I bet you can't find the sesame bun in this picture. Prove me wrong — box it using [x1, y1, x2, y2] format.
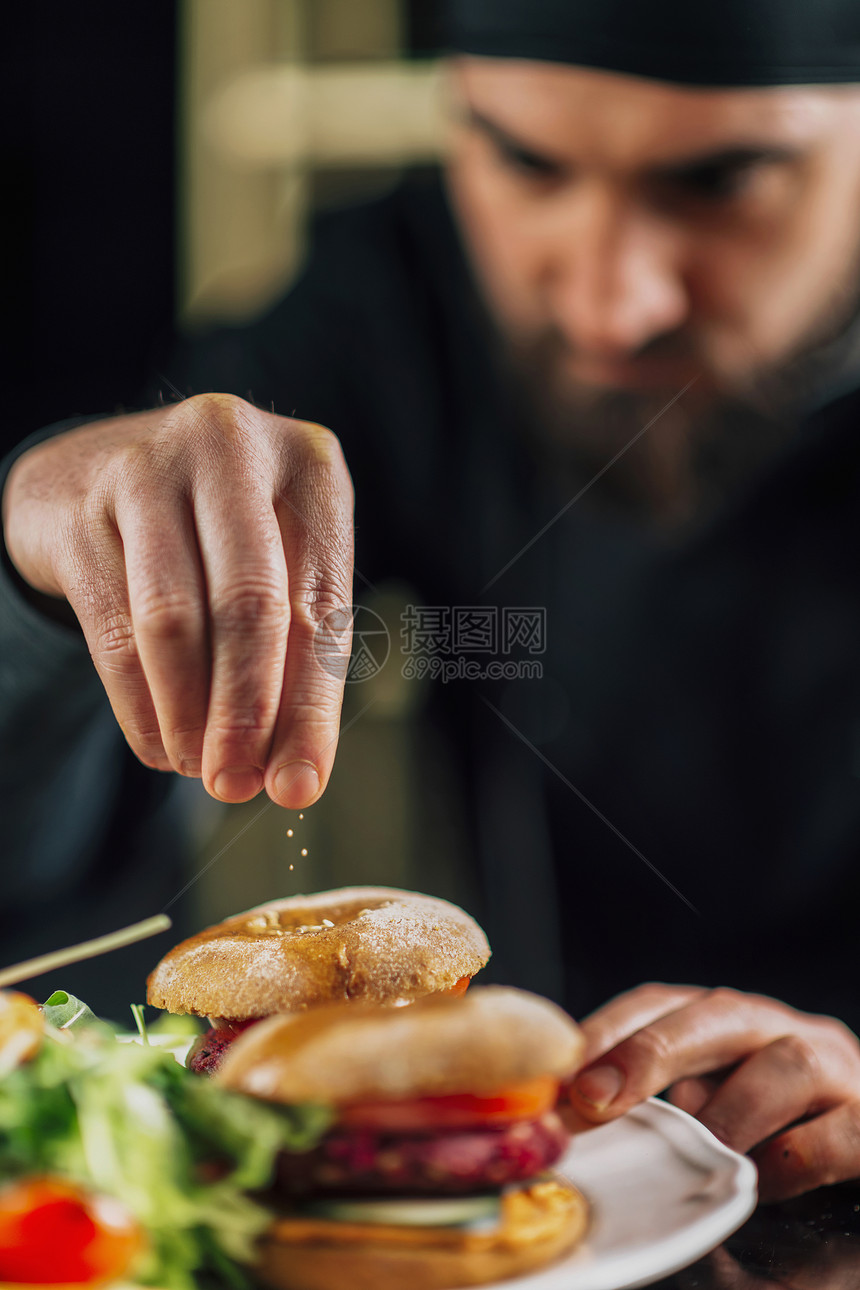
[257, 1177, 589, 1290]
[216, 986, 585, 1103]
[146, 887, 490, 1019]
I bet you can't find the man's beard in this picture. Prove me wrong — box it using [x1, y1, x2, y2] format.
[502, 287, 860, 528]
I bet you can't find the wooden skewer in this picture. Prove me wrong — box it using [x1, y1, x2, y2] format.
[0, 914, 172, 990]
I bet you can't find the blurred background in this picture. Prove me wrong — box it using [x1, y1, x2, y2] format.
[5, 0, 445, 434]
[5, 0, 479, 935]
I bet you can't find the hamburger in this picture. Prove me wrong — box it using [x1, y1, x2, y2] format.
[147, 887, 491, 1074]
[217, 985, 588, 1290]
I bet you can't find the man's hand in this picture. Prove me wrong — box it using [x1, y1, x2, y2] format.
[561, 984, 860, 1202]
[2, 394, 354, 808]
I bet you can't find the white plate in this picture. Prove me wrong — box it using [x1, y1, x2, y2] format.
[475, 1098, 758, 1290]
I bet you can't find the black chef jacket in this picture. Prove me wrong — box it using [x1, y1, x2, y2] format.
[3, 171, 860, 1025]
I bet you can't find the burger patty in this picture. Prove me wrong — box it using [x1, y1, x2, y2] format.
[187, 1021, 262, 1074]
[186, 1028, 236, 1074]
[275, 1112, 568, 1195]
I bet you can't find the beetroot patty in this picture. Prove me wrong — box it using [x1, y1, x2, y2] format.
[187, 1028, 237, 1074]
[187, 1020, 261, 1074]
[275, 1111, 568, 1195]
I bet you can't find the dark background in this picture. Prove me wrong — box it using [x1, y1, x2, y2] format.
[2, 4, 177, 451]
[1, 2, 442, 456]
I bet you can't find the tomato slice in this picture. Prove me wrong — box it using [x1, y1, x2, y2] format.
[440, 976, 471, 998]
[0, 1178, 143, 1284]
[337, 1075, 559, 1133]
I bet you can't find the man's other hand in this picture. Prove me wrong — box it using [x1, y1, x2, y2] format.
[2, 394, 355, 808]
[561, 983, 860, 1202]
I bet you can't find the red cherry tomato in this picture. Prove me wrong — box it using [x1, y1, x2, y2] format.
[337, 1074, 560, 1133]
[0, 1178, 143, 1284]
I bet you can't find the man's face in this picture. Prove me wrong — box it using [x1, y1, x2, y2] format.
[446, 59, 860, 407]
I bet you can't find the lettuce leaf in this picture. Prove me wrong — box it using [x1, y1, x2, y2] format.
[128, 1003, 202, 1045]
[42, 990, 101, 1031]
[0, 1003, 332, 1289]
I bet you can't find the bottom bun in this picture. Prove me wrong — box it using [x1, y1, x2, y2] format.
[256, 1176, 589, 1290]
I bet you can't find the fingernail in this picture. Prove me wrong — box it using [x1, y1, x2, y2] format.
[572, 1065, 625, 1111]
[213, 766, 263, 801]
[180, 757, 202, 777]
[274, 760, 320, 807]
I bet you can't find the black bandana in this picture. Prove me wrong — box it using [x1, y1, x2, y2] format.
[445, 0, 860, 87]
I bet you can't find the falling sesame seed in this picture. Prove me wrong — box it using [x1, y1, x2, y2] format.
[301, 848, 308, 857]
[289, 864, 294, 870]
[287, 829, 293, 837]
[298, 813, 304, 819]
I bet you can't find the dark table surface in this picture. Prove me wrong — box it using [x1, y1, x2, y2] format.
[652, 1185, 860, 1289]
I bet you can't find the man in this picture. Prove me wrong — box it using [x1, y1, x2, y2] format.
[4, 0, 860, 1200]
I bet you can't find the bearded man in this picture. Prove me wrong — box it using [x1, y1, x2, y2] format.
[4, 0, 860, 1199]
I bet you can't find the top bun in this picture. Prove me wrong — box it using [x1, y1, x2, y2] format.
[146, 887, 490, 1019]
[216, 986, 585, 1103]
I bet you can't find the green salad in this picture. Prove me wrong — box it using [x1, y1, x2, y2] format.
[0, 993, 331, 1289]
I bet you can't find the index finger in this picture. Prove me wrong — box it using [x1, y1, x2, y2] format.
[264, 423, 355, 809]
[578, 983, 706, 1064]
[569, 987, 804, 1122]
